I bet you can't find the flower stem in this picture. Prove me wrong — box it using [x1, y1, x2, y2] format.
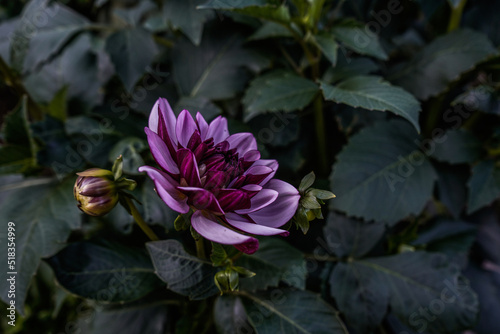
[447, 0, 467, 32]
[313, 95, 329, 176]
[124, 196, 159, 241]
[196, 237, 207, 260]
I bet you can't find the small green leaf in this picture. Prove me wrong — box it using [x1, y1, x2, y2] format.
[46, 87, 68, 122]
[210, 242, 228, 267]
[299, 171, 315, 192]
[332, 20, 388, 60]
[312, 33, 338, 66]
[467, 160, 500, 213]
[234, 5, 291, 24]
[109, 137, 147, 175]
[248, 21, 293, 40]
[243, 70, 319, 121]
[308, 188, 335, 200]
[146, 239, 219, 300]
[320, 76, 421, 132]
[47, 240, 162, 302]
[301, 194, 321, 209]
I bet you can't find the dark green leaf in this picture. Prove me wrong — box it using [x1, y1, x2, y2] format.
[321, 76, 421, 132]
[330, 119, 437, 225]
[322, 57, 378, 84]
[248, 21, 293, 40]
[106, 28, 159, 92]
[146, 239, 219, 299]
[436, 165, 468, 218]
[312, 33, 338, 66]
[214, 295, 253, 334]
[390, 29, 497, 100]
[172, 25, 269, 100]
[332, 21, 388, 60]
[330, 252, 479, 334]
[0, 97, 37, 175]
[233, 5, 291, 24]
[467, 160, 500, 213]
[109, 137, 147, 175]
[464, 264, 500, 334]
[114, 0, 156, 26]
[24, 33, 109, 109]
[241, 289, 348, 334]
[237, 238, 306, 291]
[243, 70, 318, 121]
[11, 0, 89, 73]
[431, 129, 482, 164]
[330, 261, 389, 333]
[46, 87, 68, 121]
[163, 0, 214, 45]
[198, 0, 274, 9]
[411, 220, 476, 263]
[81, 299, 171, 334]
[324, 212, 385, 258]
[47, 240, 161, 302]
[0, 177, 81, 314]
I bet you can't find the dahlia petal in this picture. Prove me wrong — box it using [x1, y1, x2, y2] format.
[177, 186, 224, 214]
[206, 116, 229, 144]
[248, 179, 300, 228]
[138, 166, 189, 213]
[176, 110, 198, 148]
[249, 159, 279, 185]
[177, 149, 201, 187]
[216, 189, 251, 211]
[226, 133, 257, 156]
[191, 211, 258, 254]
[196, 112, 209, 140]
[235, 189, 278, 214]
[243, 165, 274, 186]
[148, 98, 177, 147]
[145, 127, 179, 174]
[204, 170, 230, 190]
[243, 150, 261, 163]
[225, 213, 289, 237]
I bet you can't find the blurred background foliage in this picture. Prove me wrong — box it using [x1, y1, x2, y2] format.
[1, 0, 500, 333]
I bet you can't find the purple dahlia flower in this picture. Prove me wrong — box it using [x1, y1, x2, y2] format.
[139, 98, 300, 254]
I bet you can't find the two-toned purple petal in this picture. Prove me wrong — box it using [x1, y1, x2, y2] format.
[177, 186, 224, 214]
[144, 128, 179, 175]
[248, 159, 278, 186]
[206, 116, 229, 144]
[235, 188, 278, 214]
[248, 179, 300, 228]
[138, 166, 189, 213]
[191, 211, 259, 254]
[226, 133, 257, 156]
[225, 213, 289, 237]
[148, 98, 177, 149]
[177, 149, 201, 187]
[176, 110, 198, 148]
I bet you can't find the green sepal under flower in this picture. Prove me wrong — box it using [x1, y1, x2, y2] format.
[293, 171, 335, 234]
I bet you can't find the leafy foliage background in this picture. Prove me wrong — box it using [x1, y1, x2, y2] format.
[0, 0, 499, 333]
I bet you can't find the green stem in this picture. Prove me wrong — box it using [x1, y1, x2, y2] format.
[447, 0, 467, 32]
[125, 196, 159, 241]
[313, 95, 329, 176]
[196, 237, 207, 260]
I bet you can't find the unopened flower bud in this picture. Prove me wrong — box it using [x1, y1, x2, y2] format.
[74, 168, 119, 216]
